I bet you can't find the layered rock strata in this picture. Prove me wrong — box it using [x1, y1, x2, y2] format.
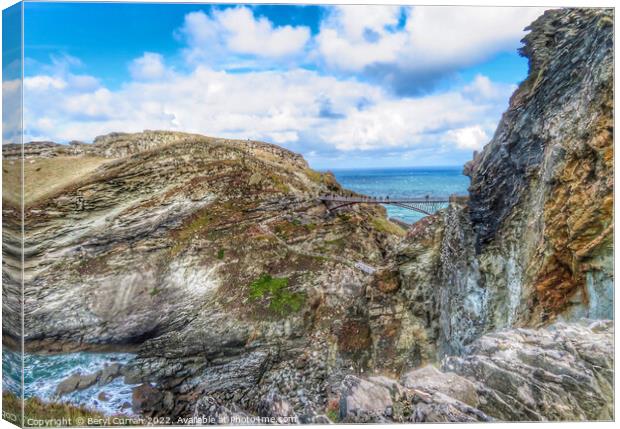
[387, 8, 614, 362]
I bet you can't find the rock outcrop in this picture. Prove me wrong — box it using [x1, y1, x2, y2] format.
[393, 7, 613, 360]
[55, 363, 123, 396]
[3, 130, 406, 420]
[467, 8, 613, 325]
[338, 320, 613, 422]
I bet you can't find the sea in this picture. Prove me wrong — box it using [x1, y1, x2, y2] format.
[2, 348, 137, 416]
[331, 166, 470, 224]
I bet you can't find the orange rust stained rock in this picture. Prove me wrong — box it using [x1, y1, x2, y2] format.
[338, 320, 372, 353]
[373, 269, 400, 294]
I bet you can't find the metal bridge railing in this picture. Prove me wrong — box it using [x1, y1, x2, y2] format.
[318, 193, 469, 215]
[319, 195, 451, 204]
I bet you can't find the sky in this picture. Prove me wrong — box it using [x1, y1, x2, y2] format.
[9, 2, 548, 168]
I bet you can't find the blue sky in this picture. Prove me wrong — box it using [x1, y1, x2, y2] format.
[15, 2, 547, 168]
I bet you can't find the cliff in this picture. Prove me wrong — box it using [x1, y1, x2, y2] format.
[3, 129, 410, 352]
[391, 8, 613, 359]
[467, 8, 613, 323]
[3, 129, 412, 421]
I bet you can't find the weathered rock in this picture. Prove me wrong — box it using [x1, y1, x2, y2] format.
[339, 375, 393, 422]
[99, 363, 122, 385]
[193, 396, 251, 425]
[336, 361, 491, 423]
[401, 365, 479, 408]
[465, 8, 614, 326]
[443, 320, 614, 421]
[132, 383, 164, 415]
[7, 129, 397, 353]
[373, 269, 400, 293]
[394, 8, 614, 360]
[55, 362, 124, 397]
[4, 124, 404, 420]
[55, 370, 100, 396]
[340, 321, 612, 422]
[256, 389, 298, 424]
[409, 391, 491, 423]
[55, 374, 82, 396]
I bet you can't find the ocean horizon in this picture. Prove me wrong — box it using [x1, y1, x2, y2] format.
[329, 166, 470, 224]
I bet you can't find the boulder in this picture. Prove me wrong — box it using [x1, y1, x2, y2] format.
[410, 391, 491, 423]
[339, 375, 393, 422]
[337, 320, 613, 423]
[401, 365, 479, 408]
[193, 396, 250, 425]
[256, 389, 298, 424]
[132, 383, 164, 414]
[55, 370, 101, 396]
[99, 363, 122, 385]
[443, 320, 614, 421]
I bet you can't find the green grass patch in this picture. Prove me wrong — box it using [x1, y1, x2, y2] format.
[326, 409, 340, 422]
[249, 274, 304, 316]
[217, 248, 225, 259]
[168, 210, 214, 257]
[181, 212, 212, 239]
[325, 237, 346, 248]
[273, 219, 312, 240]
[305, 169, 339, 188]
[371, 217, 406, 236]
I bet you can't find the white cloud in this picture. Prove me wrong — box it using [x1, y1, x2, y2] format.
[462, 73, 518, 105]
[322, 92, 489, 151]
[19, 5, 540, 163]
[2, 79, 22, 143]
[67, 74, 101, 91]
[446, 125, 489, 150]
[464, 74, 500, 100]
[219, 8, 310, 57]
[23, 63, 509, 159]
[129, 52, 166, 80]
[402, 6, 546, 71]
[178, 7, 310, 64]
[24, 75, 67, 91]
[316, 6, 408, 70]
[24, 66, 377, 143]
[316, 5, 546, 92]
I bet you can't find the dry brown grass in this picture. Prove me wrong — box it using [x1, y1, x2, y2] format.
[2, 392, 116, 426]
[2, 156, 110, 207]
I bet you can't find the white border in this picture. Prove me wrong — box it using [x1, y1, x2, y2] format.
[0, 1, 617, 429]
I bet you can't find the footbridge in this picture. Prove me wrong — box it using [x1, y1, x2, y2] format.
[319, 194, 467, 216]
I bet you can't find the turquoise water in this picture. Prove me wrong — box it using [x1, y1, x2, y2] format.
[2, 348, 137, 415]
[331, 167, 470, 223]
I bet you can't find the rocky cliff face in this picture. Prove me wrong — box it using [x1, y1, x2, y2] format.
[468, 8, 613, 325]
[3, 131, 403, 351]
[393, 8, 613, 358]
[3, 129, 411, 421]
